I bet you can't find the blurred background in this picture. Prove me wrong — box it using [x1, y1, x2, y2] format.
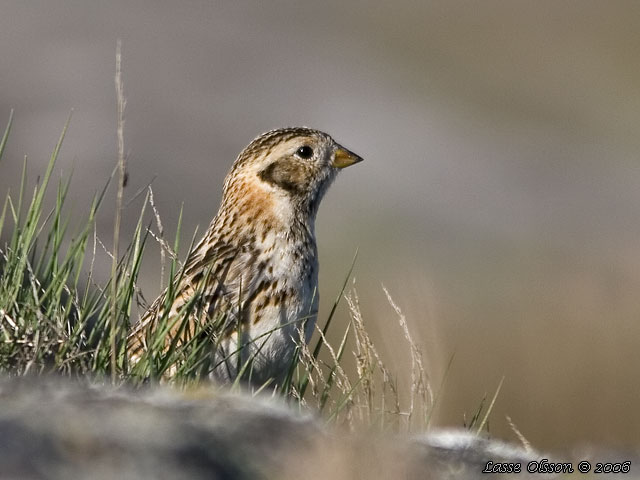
[2, 1, 640, 451]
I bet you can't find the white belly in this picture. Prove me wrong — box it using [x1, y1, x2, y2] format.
[210, 232, 319, 386]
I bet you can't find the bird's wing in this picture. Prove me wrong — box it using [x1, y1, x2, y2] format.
[126, 236, 262, 359]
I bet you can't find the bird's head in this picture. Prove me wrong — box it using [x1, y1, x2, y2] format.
[221, 127, 362, 223]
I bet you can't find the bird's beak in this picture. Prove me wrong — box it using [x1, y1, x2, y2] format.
[332, 146, 363, 169]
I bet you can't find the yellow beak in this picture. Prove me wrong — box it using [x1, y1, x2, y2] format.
[332, 146, 363, 169]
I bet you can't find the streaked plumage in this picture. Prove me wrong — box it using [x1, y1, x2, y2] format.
[128, 127, 362, 385]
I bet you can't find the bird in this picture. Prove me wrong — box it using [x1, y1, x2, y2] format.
[127, 127, 362, 386]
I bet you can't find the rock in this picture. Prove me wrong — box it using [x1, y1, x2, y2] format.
[1, 377, 629, 479]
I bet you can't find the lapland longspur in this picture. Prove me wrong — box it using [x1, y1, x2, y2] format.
[127, 127, 362, 385]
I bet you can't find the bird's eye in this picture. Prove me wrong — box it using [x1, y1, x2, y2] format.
[296, 145, 314, 159]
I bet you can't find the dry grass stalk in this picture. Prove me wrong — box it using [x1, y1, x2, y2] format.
[110, 40, 127, 382]
[382, 285, 432, 430]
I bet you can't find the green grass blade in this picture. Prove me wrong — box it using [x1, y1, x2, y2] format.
[424, 352, 455, 428]
[0, 109, 14, 163]
[312, 248, 358, 361]
[475, 376, 505, 435]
